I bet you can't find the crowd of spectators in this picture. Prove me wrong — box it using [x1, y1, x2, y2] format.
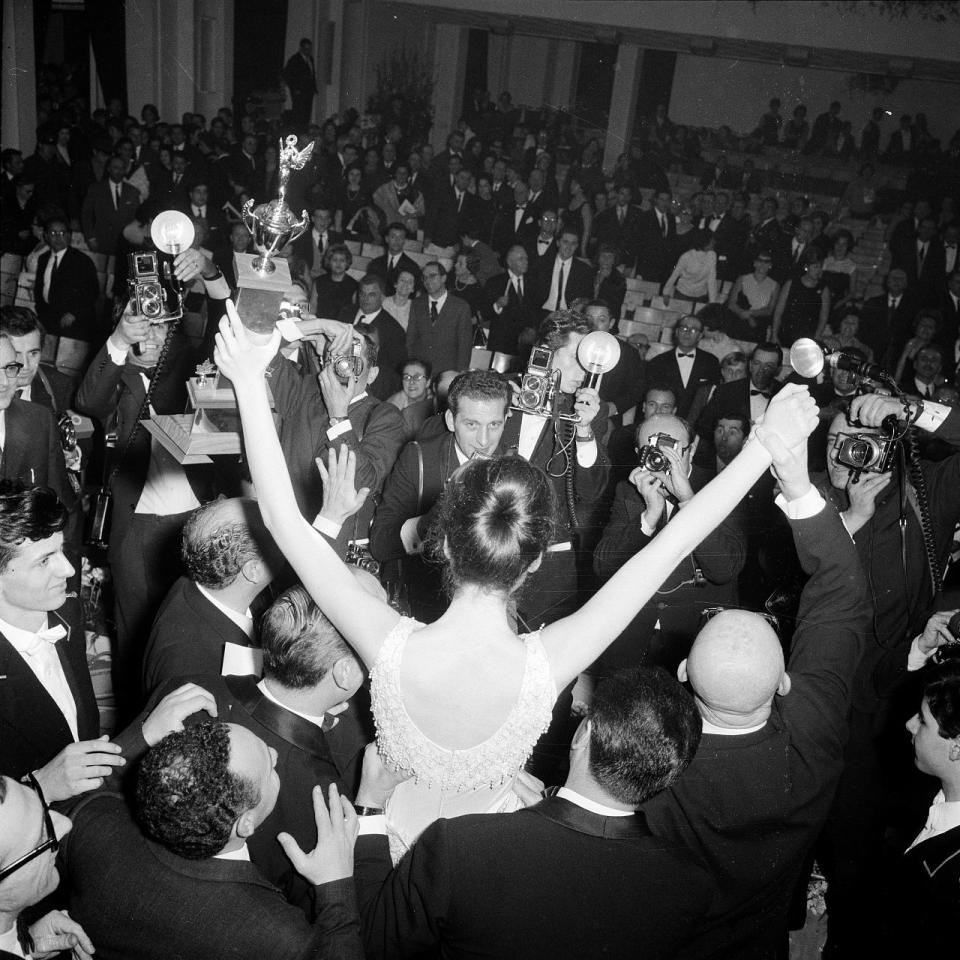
[1, 50, 960, 960]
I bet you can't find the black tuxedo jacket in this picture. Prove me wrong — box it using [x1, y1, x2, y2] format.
[481, 272, 540, 355]
[593, 204, 644, 258]
[282, 52, 316, 97]
[335, 305, 407, 399]
[141, 577, 257, 696]
[635, 208, 677, 283]
[61, 790, 363, 960]
[490, 202, 539, 257]
[145, 672, 371, 910]
[858, 291, 922, 367]
[645, 347, 721, 420]
[891, 236, 947, 291]
[0, 600, 99, 780]
[365, 251, 422, 296]
[80, 179, 140, 254]
[27, 363, 77, 414]
[712, 214, 751, 281]
[34, 247, 100, 338]
[531, 252, 593, 310]
[355, 795, 717, 960]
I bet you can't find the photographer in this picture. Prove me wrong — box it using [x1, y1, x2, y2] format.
[593, 413, 746, 676]
[815, 390, 959, 955]
[76, 247, 232, 723]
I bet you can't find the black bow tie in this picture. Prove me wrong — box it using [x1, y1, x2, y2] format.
[750, 389, 769, 397]
[677, 351, 695, 358]
[515, 203, 526, 209]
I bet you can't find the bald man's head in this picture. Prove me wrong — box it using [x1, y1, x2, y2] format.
[681, 611, 788, 724]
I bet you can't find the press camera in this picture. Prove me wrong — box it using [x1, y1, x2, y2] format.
[510, 345, 579, 422]
[127, 251, 185, 323]
[637, 432, 679, 474]
[322, 337, 364, 385]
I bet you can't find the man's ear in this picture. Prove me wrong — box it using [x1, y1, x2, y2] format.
[677, 659, 689, 684]
[777, 672, 791, 697]
[235, 808, 257, 840]
[570, 718, 591, 752]
[445, 409, 455, 433]
[366, 364, 379, 386]
[332, 656, 363, 692]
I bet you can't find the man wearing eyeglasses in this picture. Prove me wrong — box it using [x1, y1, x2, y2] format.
[645, 313, 720, 420]
[32, 215, 99, 343]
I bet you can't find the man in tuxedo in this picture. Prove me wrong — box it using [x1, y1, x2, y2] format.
[182, 182, 226, 249]
[900, 343, 944, 399]
[142, 497, 283, 697]
[370, 370, 512, 622]
[80, 155, 140, 256]
[0, 307, 76, 413]
[76, 256, 232, 722]
[635, 189, 677, 284]
[282, 38, 317, 127]
[427, 168, 474, 251]
[642, 428, 872, 957]
[59, 720, 364, 959]
[430, 131, 466, 181]
[291, 205, 344, 282]
[892, 216, 946, 303]
[353, 667, 716, 960]
[941, 223, 959, 280]
[645, 313, 720, 420]
[482, 245, 540, 356]
[372, 165, 426, 240]
[773, 216, 814, 284]
[406, 262, 473, 374]
[491, 180, 539, 257]
[142, 582, 371, 911]
[748, 197, 781, 262]
[30, 216, 100, 343]
[938, 269, 960, 379]
[365, 223, 421, 297]
[593, 185, 643, 270]
[593, 413, 745, 675]
[858, 268, 921, 368]
[526, 209, 559, 269]
[533, 228, 592, 317]
[713, 193, 752, 282]
[693, 342, 782, 466]
[336, 275, 407, 399]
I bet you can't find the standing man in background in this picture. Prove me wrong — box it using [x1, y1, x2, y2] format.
[283, 38, 318, 128]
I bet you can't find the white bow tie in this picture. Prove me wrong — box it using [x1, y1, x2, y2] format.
[22, 623, 67, 657]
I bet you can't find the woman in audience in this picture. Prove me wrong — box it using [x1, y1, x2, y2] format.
[663, 229, 717, 304]
[562, 177, 593, 258]
[340, 164, 373, 240]
[841, 163, 880, 220]
[591, 244, 626, 320]
[450, 251, 485, 318]
[725, 251, 780, 342]
[822, 312, 874, 364]
[313, 243, 358, 319]
[822, 229, 858, 317]
[382, 268, 416, 333]
[387, 357, 434, 441]
[216, 305, 817, 860]
[720, 350, 749, 382]
[772, 249, 831, 347]
[894, 310, 941, 384]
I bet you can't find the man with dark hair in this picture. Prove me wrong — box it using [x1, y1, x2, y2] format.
[635, 189, 677, 283]
[336, 274, 407, 399]
[282, 39, 317, 127]
[373, 175, 426, 252]
[365, 223, 421, 296]
[646, 312, 721, 420]
[371, 369, 512, 621]
[582, 299, 646, 423]
[0, 306, 76, 413]
[592, 185, 643, 270]
[142, 497, 283, 696]
[532, 228, 592, 317]
[406, 261, 473, 374]
[858, 267, 921, 367]
[58, 719, 364, 959]
[482, 244, 540, 357]
[353, 666, 716, 958]
[80, 155, 140, 255]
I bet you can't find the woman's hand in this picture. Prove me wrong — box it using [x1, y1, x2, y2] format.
[213, 300, 282, 386]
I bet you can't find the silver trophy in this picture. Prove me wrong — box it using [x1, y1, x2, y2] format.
[241, 135, 314, 274]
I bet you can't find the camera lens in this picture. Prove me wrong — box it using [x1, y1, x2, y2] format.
[847, 439, 873, 467]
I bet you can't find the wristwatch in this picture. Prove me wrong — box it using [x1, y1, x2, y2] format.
[329, 416, 347, 427]
[355, 806, 384, 817]
[201, 266, 223, 282]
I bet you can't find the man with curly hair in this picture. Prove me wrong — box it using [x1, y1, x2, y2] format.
[142, 497, 283, 698]
[58, 719, 363, 959]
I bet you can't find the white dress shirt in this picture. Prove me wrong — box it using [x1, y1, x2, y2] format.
[542, 256, 572, 311]
[674, 347, 696, 388]
[907, 790, 960, 852]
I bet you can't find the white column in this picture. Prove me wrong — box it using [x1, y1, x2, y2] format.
[2, 0, 36, 152]
[321, 0, 345, 121]
[431, 23, 469, 150]
[195, 0, 233, 120]
[604, 44, 642, 170]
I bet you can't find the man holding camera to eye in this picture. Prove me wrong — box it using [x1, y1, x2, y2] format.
[76, 249, 232, 723]
[814, 390, 960, 956]
[593, 412, 746, 677]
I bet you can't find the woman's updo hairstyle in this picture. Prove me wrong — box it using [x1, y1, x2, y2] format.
[429, 455, 555, 594]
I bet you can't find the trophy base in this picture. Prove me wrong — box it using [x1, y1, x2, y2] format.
[234, 252, 291, 334]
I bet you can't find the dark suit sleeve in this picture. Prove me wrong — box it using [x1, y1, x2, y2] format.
[266, 352, 316, 420]
[405, 302, 425, 360]
[356, 826, 450, 960]
[75, 251, 101, 328]
[594, 482, 653, 581]
[321, 402, 405, 497]
[368, 442, 421, 562]
[692, 516, 746, 585]
[782, 499, 871, 768]
[454, 299, 473, 370]
[75, 342, 127, 422]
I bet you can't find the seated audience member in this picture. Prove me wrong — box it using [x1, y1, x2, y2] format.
[371, 370, 512, 622]
[313, 244, 358, 320]
[593, 413, 745, 675]
[406, 261, 473, 374]
[59, 721, 364, 960]
[533, 229, 593, 317]
[663, 230, 718, 304]
[890, 655, 960, 951]
[31, 214, 100, 344]
[353, 669, 717, 960]
[582, 300, 645, 424]
[893, 310, 941, 386]
[858, 268, 920, 368]
[815, 393, 960, 953]
[366, 223, 422, 297]
[592, 186, 642, 271]
[642, 424, 871, 956]
[459, 226, 503, 285]
[291, 207, 342, 281]
[335, 274, 407, 400]
[696, 303, 741, 363]
[0, 483, 126, 799]
[143, 583, 372, 909]
[0, 306, 76, 412]
[822, 312, 874, 365]
[482, 245, 540, 357]
[142, 497, 283, 697]
[266, 324, 404, 540]
[899, 342, 945, 399]
[645, 312, 720, 419]
[382, 269, 417, 333]
[590, 243, 626, 320]
[372, 169, 426, 242]
[448, 250, 486, 319]
[387, 358, 434, 441]
[76, 251, 232, 722]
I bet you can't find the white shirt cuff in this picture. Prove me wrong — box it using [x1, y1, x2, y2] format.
[640, 516, 657, 537]
[106, 336, 129, 366]
[907, 635, 936, 672]
[916, 401, 950, 434]
[356, 815, 387, 836]
[774, 486, 824, 519]
[311, 514, 342, 539]
[203, 274, 231, 299]
[326, 419, 353, 441]
[575, 439, 598, 468]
